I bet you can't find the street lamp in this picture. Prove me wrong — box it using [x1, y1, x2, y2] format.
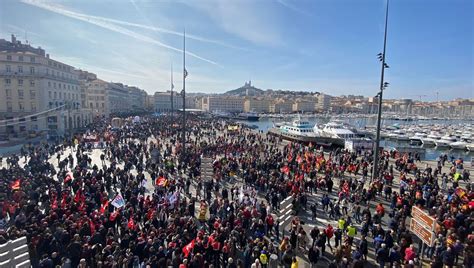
[371, 0, 390, 183]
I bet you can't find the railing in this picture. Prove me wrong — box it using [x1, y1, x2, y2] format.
[0, 236, 31, 267]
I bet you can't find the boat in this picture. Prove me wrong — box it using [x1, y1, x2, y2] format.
[323, 122, 357, 140]
[467, 144, 474, 151]
[409, 135, 423, 145]
[212, 111, 232, 119]
[237, 112, 260, 121]
[268, 117, 340, 147]
[435, 139, 451, 148]
[450, 141, 468, 150]
[421, 137, 436, 146]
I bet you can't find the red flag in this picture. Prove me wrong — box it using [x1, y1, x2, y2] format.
[51, 196, 58, 210]
[296, 155, 302, 164]
[64, 173, 73, 183]
[287, 152, 293, 162]
[146, 209, 155, 220]
[128, 217, 136, 230]
[182, 239, 195, 257]
[100, 200, 109, 214]
[89, 219, 96, 234]
[155, 177, 167, 187]
[11, 179, 20, 190]
[61, 193, 68, 209]
[109, 210, 119, 221]
[74, 189, 83, 203]
[280, 166, 290, 174]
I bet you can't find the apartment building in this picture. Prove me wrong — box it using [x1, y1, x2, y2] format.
[269, 99, 293, 113]
[316, 94, 331, 111]
[84, 79, 108, 118]
[201, 96, 244, 112]
[292, 100, 315, 113]
[154, 91, 183, 112]
[243, 98, 270, 113]
[0, 35, 86, 137]
[106, 83, 130, 116]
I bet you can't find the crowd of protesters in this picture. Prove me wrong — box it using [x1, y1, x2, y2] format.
[0, 114, 473, 268]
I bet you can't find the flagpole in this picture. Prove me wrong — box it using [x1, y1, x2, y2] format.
[170, 63, 174, 118]
[181, 29, 186, 161]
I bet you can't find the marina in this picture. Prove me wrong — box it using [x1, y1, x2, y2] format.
[235, 115, 474, 161]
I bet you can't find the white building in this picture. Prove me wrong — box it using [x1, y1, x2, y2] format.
[316, 94, 331, 111]
[0, 35, 88, 137]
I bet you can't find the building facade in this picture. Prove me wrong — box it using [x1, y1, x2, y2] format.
[154, 91, 183, 112]
[292, 100, 315, 113]
[201, 96, 244, 112]
[269, 99, 293, 113]
[316, 94, 331, 111]
[106, 83, 130, 116]
[243, 98, 270, 113]
[0, 35, 87, 137]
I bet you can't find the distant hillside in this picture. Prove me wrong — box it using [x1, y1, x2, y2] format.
[224, 81, 264, 96]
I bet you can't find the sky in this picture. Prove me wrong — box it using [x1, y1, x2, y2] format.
[0, 0, 472, 100]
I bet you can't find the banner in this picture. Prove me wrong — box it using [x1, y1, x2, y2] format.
[156, 177, 167, 187]
[111, 194, 125, 208]
[182, 239, 195, 257]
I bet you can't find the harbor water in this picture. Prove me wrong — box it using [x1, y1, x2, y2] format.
[237, 116, 474, 161]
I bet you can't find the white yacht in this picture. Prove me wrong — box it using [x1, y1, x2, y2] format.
[280, 118, 318, 138]
[450, 141, 468, 150]
[435, 135, 457, 148]
[323, 122, 356, 140]
[467, 144, 474, 151]
[421, 137, 436, 146]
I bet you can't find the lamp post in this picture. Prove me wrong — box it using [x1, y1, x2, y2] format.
[371, 0, 390, 182]
[181, 29, 187, 161]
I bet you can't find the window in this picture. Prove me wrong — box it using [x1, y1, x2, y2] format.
[49, 91, 52, 98]
[7, 55, 12, 61]
[18, 79, 23, 86]
[19, 55, 23, 61]
[5, 78, 11, 85]
[19, 102, 24, 111]
[6, 65, 11, 72]
[18, 89, 24, 99]
[54, 92, 57, 99]
[31, 102, 36, 112]
[6, 102, 12, 112]
[30, 56, 35, 63]
[30, 67, 35, 74]
[6, 89, 11, 98]
[46, 69, 49, 75]
[19, 126, 26, 132]
[48, 81, 51, 87]
[29, 80, 35, 87]
[18, 66, 23, 73]
[59, 92, 62, 98]
[31, 116, 37, 121]
[53, 82, 56, 89]
[30, 90, 36, 99]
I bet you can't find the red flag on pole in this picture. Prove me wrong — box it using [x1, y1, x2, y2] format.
[109, 210, 119, 221]
[51, 196, 58, 210]
[128, 217, 136, 230]
[89, 219, 96, 234]
[100, 200, 109, 214]
[182, 239, 195, 257]
[280, 166, 290, 174]
[61, 193, 68, 209]
[11, 179, 20, 190]
[155, 177, 167, 187]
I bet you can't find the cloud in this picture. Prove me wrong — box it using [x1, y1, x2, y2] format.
[20, 0, 218, 65]
[185, 0, 282, 46]
[276, 0, 312, 16]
